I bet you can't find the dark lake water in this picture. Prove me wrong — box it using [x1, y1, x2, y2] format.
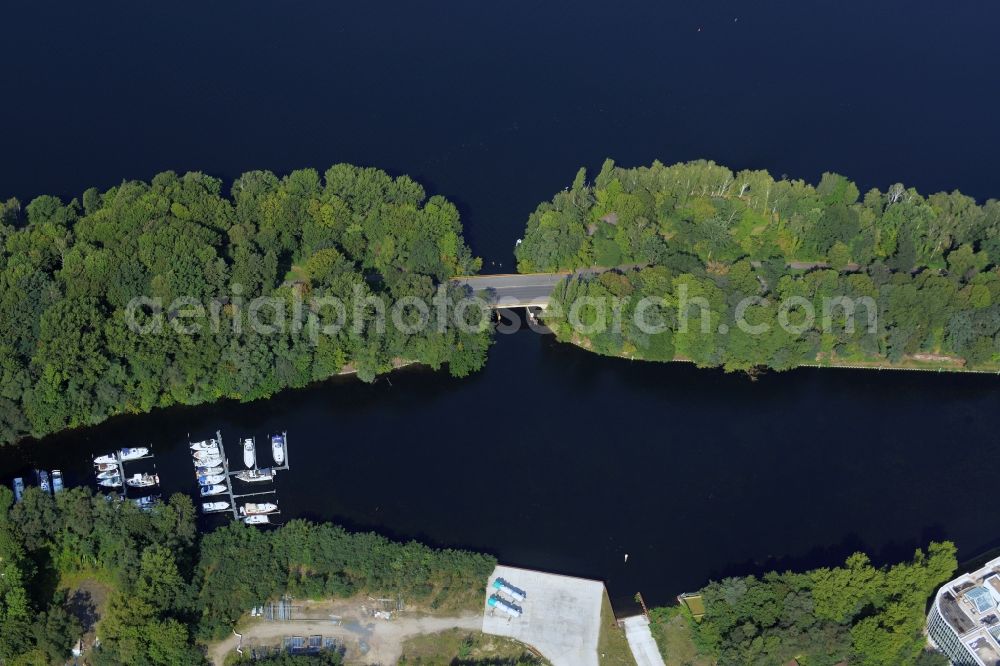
[2, 0, 1000, 611]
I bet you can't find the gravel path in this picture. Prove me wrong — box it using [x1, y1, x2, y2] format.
[209, 610, 482, 665]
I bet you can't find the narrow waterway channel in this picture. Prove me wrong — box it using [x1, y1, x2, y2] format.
[3, 325, 999, 611]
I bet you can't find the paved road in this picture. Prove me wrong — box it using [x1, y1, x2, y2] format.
[451, 265, 650, 307]
[451, 272, 569, 307]
[622, 615, 667, 666]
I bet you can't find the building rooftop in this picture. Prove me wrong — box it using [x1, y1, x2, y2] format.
[970, 636, 1000, 666]
[941, 591, 976, 634]
[933, 556, 1000, 664]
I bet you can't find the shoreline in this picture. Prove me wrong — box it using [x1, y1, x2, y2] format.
[9, 358, 423, 449]
[554, 334, 1000, 376]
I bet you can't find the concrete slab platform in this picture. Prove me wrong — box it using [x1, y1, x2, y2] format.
[623, 615, 666, 666]
[481, 565, 604, 666]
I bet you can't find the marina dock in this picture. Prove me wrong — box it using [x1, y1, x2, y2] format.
[194, 430, 290, 525]
[96, 447, 156, 500]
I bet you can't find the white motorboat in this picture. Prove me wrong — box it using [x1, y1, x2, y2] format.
[197, 473, 225, 486]
[125, 473, 159, 488]
[192, 449, 222, 463]
[119, 447, 149, 461]
[97, 469, 119, 480]
[244, 514, 270, 525]
[195, 465, 223, 476]
[201, 501, 230, 513]
[200, 484, 227, 497]
[52, 470, 64, 494]
[242, 438, 255, 469]
[99, 476, 122, 488]
[94, 453, 117, 465]
[95, 462, 117, 472]
[189, 439, 217, 452]
[239, 502, 278, 516]
[271, 433, 285, 466]
[234, 468, 276, 483]
[12, 477, 24, 503]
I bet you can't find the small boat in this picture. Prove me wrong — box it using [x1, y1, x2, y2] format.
[195, 465, 223, 476]
[36, 470, 52, 495]
[201, 501, 230, 513]
[492, 577, 527, 602]
[242, 438, 256, 469]
[194, 458, 223, 471]
[271, 433, 285, 466]
[239, 502, 278, 516]
[193, 449, 221, 463]
[189, 439, 217, 452]
[200, 484, 227, 497]
[244, 514, 270, 525]
[94, 452, 117, 465]
[119, 447, 149, 461]
[132, 495, 159, 510]
[125, 473, 159, 488]
[52, 470, 64, 494]
[234, 468, 276, 483]
[12, 478, 24, 502]
[94, 462, 117, 472]
[99, 476, 123, 488]
[97, 469, 119, 480]
[197, 473, 225, 486]
[488, 593, 523, 617]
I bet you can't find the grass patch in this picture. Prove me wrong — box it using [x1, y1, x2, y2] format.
[283, 263, 309, 284]
[597, 593, 636, 666]
[648, 606, 713, 666]
[58, 569, 115, 647]
[399, 628, 548, 665]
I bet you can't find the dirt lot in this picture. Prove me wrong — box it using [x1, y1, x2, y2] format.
[400, 628, 548, 664]
[209, 597, 481, 665]
[60, 574, 113, 650]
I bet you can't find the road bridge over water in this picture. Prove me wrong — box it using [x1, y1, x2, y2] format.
[451, 266, 634, 309]
[450, 272, 567, 309]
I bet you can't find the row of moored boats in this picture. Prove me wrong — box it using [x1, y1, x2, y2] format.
[92, 447, 161, 511]
[191, 438, 229, 502]
[9, 434, 287, 522]
[190, 436, 282, 525]
[11, 469, 64, 502]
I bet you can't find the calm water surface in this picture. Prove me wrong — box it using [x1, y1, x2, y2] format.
[2, 0, 1000, 610]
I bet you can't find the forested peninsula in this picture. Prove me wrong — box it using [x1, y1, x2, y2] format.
[517, 160, 1000, 372]
[0, 165, 491, 446]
